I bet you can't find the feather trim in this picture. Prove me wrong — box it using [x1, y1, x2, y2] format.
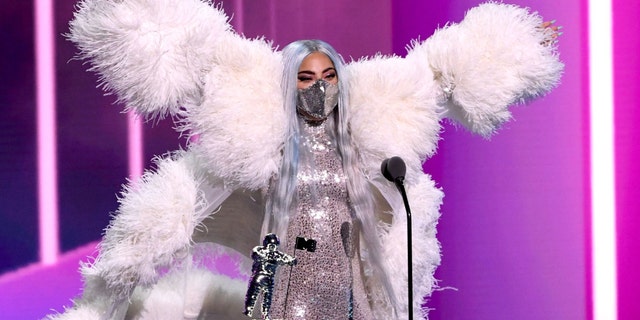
[68, 0, 231, 118]
[82, 151, 217, 301]
[375, 174, 443, 319]
[127, 268, 247, 319]
[68, 0, 285, 188]
[412, 2, 564, 137]
[183, 35, 284, 190]
[45, 267, 247, 320]
[347, 55, 442, 182]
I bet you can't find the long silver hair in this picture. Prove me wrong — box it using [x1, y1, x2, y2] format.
[265, 39, 398, 316]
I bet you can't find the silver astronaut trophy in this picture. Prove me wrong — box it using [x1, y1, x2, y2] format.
[244, 233, 297, 319]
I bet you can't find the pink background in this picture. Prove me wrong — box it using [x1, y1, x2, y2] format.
[613, 0, 640, 319]
[0, 0, 636, 319]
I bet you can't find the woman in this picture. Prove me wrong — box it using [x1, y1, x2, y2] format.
[51, 1, 562, 319]
[265, 41, 394, 319]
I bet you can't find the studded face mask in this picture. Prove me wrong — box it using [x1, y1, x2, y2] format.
[296, 80, 339, 123]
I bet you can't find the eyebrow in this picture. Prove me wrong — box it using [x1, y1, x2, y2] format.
[297, 67, 336, 75]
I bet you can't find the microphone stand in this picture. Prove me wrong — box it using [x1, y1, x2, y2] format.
[393, 176, 413, 320]
[381, 157, 413, 320]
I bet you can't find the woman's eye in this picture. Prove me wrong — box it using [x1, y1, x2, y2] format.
[324, 73, 337, 81]
[298, 76, 313, 82]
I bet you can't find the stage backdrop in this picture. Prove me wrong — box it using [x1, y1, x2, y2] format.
[3, 0, 637, 319]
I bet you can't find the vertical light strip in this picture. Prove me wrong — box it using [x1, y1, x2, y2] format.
[269, 0, 277, 40]
[127, 112, 144, 181]
[588, 0, 617, 319]
[233, 0, 244, 33]
[35, 0, 60, 265]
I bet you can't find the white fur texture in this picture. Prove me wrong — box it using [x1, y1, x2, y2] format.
[183, 36, 285, 190]
[68, 0, 231, 117]
[348, 54, 442, 184]
[69, 0, 285, 189]
[45, 298, 107, 320]
[126, 268, 247, 319]
[47, 267, 248, 320]
[83, 151, 214, 302]
[387, 175, 443, 318]
[58, 1, 563, 319]
[371, 174, 443, 319]
[413, 2, 563, 137]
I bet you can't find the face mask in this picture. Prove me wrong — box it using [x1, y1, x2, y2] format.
[296, 80, 339, 123]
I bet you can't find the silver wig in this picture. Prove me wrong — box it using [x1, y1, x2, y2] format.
[265, 39, 399, 316]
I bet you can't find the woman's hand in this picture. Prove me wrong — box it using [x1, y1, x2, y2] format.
[540, 20, 563, 46]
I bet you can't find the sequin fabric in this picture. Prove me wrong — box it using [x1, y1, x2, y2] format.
[268, 119, 374, 320]
[296, 80, 339, 122]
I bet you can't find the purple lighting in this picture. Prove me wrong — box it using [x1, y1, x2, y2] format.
[128, 112, 144, 181]
[4, 0, 639, 319]
[588, 0, 618, 318]
[35, 0, 59, 266]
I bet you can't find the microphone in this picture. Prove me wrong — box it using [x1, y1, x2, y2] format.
[381, 156, 406, 184]
[381, 156, 413, 320]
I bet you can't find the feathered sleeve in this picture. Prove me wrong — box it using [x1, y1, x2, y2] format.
[410, 2, 564, 137]
[68, 0, 225, 117]
[75, 150, 225, 310]
[68, 0, 284, 189]
[68, 0, 280, 120]
[347, 54, 442, 184]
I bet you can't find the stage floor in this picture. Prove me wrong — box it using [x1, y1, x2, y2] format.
[0, 243, 97, 319]
[0, 242, 245, 319]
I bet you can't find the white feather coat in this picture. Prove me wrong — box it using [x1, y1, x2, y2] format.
[50, 1, 562, 319]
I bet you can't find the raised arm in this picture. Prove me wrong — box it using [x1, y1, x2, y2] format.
[68, 0, 280, 119]
[68, 0, 285, 190]
[411, 2, 564, 137]
[348, 2, 563, 178]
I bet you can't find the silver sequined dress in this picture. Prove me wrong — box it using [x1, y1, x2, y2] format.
[269, 118, 374, 320]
